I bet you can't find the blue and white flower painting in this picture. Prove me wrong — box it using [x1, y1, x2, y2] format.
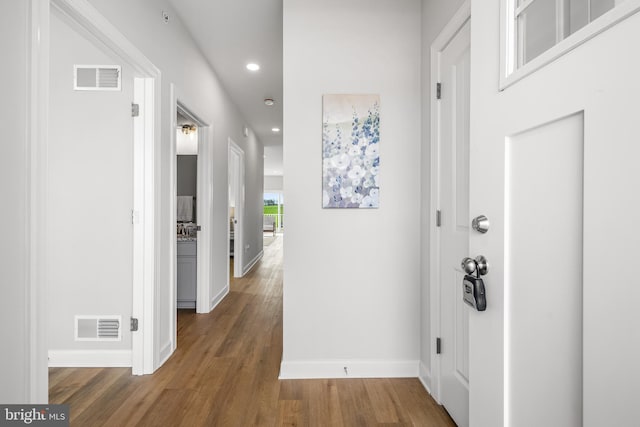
[322, 94, 380, 208]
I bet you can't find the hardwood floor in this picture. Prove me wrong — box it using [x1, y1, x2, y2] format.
[49, 235, 455, 426]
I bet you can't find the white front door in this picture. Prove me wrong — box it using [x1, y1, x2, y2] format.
[469, 3, 640, 427]
[437, 16, 471, 427]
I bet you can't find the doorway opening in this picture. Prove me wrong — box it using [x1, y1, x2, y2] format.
[228, 139, 245, 280]
[176, 111, 198, 313]
[169, 98, 212, 357]
[263, 191, 283, 247]
[40, 0, 158, 384]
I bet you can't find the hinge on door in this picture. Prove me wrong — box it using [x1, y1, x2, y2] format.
[436, 337, 442, 354]
[131, 102, 140, 117]
[130, 317, 139, 332]
[436, 210, 442, 227]
[131, 210, 140, 224]
[436, 82, 442, 100]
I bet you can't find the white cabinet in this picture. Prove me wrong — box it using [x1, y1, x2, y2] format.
[177, 240, 196, 309]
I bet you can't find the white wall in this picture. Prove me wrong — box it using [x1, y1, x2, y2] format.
[47, 9, 135, 355]
[281, 0, 422, 377]
[0, 0, 31, 403]
[419, 0, 466, 387]
[264, 176, 283, 192]
[86, 0, 264, 364]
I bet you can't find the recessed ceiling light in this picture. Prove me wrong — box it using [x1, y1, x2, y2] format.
[264, 98, 275, 106]
[271, 127, 280, 132]
[246, 63, 260, 71]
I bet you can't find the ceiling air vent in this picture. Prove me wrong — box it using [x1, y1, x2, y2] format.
[75, 315, 122, 341]
[74, 65, 121, 91]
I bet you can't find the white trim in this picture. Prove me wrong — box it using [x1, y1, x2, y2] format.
[168, 84, 178, 361]
[279, 360, 419, 380]
[419, 361, 434, 398]
[158, 340, 173, 368]
[192, 114, 212, 314]
[132, 76, 156, 376]
[48, 350, 132, 367]
[210, 284, 229, 312]
[500, 0, 640, 89]
[28, 0, 51, 404]
[242, 250, 264, 276]
[429, 0, 471, 404]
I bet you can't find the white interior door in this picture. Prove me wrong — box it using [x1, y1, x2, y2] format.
[469, 3, 640, 427]
[438, 17, 471, 427]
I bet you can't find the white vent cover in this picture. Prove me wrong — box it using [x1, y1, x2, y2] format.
[74, 65, 121, 91]
[75, 315, 122, 341]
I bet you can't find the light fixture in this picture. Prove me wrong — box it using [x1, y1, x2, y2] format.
[264, 98, 275, 106]
[181, 124, 196, 134]
[246, 63, 260, 71]
[271, 127, 280, 132]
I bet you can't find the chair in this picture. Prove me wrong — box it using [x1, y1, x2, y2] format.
[263, 216, 276, 236]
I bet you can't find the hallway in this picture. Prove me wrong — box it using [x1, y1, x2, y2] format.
[49, 236, 454, 426]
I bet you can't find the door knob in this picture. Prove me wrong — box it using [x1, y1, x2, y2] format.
[461, 255, 489, 276]
[472, 215, 490, 233]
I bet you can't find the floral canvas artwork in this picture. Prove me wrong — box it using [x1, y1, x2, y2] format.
[322, 94, 380, 208]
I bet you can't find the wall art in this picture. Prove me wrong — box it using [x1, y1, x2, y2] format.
[322, 94, 380, 208]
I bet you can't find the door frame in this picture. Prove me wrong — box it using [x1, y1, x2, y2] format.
[228, 139, 245, 279]
[168, 87, 214, 354]
[429, 0, 471, 403]
[30, 0, 160, 387]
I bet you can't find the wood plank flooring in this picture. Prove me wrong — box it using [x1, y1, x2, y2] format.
[49, 235, 456, 426]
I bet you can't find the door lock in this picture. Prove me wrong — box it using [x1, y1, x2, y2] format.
[472, 215, 490, 233]
[461, 255, 488, 311]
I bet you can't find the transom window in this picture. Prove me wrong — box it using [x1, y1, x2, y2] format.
[501, 0, 639, 88]
[516, 0, 615, 66]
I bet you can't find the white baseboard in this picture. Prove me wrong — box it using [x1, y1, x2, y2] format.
[242, 250, 264, 276]
[210, 284, 229, 311]
[279, 359, 419, 379]
[419, 360, 433, 395]
[158, 340, 174, 369]
[48, 349, 132, 367]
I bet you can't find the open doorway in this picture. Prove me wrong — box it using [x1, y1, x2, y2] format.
[44, 1, 157, 377]
[263, 191, 283, 248]
[172, 102, 212, 343]
[228, 139, 245, 279]
[176, 111, 198, 312]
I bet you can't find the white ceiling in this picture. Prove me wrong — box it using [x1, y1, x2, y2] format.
[168, 0, 283, 150]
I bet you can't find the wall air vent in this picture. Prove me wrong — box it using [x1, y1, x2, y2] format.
[74, 65, 121, 91]
[75, 315, 122, 341]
